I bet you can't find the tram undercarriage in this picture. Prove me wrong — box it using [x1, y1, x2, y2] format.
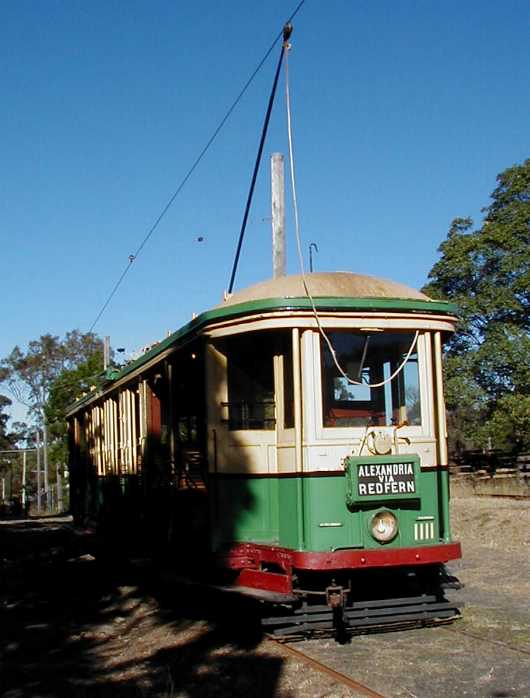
[260, 565, 462, 641]
[210, 541, 462, 640]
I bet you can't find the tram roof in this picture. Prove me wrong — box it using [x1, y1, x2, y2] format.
[218, 272, 430, 306]
[67, 272, 456, 415]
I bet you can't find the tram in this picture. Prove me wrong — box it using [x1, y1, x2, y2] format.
[67, 271, 462, 637]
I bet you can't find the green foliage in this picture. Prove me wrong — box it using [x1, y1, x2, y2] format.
[1, 395, 16, 449]
[0, 331, 103, 464]
[424, 159, 530, 451]
[46, 350, 105, 464]
[0, 394, 28, 451]
[1, 331, 102, 415]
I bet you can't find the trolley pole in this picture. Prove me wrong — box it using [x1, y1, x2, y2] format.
[271, 153, 286, 278]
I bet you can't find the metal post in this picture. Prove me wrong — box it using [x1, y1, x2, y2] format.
[271, 153, 286, 278]
[42, 410, 50, 512]
[309, 242, 318, 273]
[22, 451, 27, 511]
[36, 428, 42, 513]
[56, 462, 63, 513]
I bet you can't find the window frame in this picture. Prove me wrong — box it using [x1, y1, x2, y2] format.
[310, 329, 432, 442]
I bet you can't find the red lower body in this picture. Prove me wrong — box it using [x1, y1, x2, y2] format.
[215, 542, 462, 594]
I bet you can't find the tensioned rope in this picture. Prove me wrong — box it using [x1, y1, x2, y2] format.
[284, 44, 419, 389]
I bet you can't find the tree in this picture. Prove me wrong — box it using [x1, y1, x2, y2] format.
[423, 159, 530, 452]
[46, 349, 106, 466]
[0, 395, 23, 450]
[1, 331, 102, 416]
[0, 395, 29, 511]
[0, 331, 104, 507]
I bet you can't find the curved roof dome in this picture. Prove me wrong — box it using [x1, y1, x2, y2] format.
[219, 272, 430, 307]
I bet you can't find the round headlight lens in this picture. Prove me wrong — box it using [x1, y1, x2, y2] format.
[371, 510, 398, 542]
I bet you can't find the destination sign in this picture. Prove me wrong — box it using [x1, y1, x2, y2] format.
[357, 462, 416, 496]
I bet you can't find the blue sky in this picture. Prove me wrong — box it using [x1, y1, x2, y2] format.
[1, 0, 528, 422]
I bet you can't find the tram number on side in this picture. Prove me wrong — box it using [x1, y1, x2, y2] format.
[357, 462, 416, 496]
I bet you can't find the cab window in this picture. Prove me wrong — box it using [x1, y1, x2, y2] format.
[321, 331, 421, 427]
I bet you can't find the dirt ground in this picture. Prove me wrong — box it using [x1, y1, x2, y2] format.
[1, 491, 529, 697]
[296, 492, 530, 697]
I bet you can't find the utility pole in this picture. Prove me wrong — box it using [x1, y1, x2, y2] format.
[271, 153, 286, 279]
[104, 336, 111, 370]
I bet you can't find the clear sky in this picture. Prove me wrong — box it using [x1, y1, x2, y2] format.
[1, 1, 528, 421]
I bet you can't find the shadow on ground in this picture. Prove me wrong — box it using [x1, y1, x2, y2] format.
[0, 520, 286, 698]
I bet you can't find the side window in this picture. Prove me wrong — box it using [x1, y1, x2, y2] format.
[226, 332, 277, 430]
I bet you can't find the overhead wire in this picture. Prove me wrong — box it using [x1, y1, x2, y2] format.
[284, 42, 419, 389]
[88, 0, 307, 333]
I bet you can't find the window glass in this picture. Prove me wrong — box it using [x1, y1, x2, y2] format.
[224, 331, 294, 430]
[321, 332, 421, 428]
[226, 333, 276, 430]
[283, 340, 294, 429]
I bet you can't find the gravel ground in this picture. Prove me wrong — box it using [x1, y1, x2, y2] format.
[1, 493, 529, 697]
[295, 493, 530, 697]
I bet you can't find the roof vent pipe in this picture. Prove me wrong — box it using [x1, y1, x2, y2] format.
[271, 152, 286, 278]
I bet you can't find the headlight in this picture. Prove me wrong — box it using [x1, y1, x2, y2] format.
[371, 510, 398, 542]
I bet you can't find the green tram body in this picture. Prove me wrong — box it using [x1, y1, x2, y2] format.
[67, 272, 461, 609]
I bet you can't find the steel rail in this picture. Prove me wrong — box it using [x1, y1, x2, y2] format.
[474, 492, 530, 500]
[268, 636, 387, 697]
[443, 625, 530, 658]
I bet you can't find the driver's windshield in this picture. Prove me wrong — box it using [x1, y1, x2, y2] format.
[321, 331, 421, 428]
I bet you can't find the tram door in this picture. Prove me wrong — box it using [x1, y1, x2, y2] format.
[173, 344, 207, 490]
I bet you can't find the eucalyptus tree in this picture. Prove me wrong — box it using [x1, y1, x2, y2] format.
[423, 159, 530, 452]
[0, 395, 26, 450]
[0, 331, 103, 508]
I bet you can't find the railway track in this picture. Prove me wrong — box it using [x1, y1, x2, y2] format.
[266, 622, 530, 698]
[474, 492, 530, 500]
[443, 625, 530, 658]
[268, 636, 387, 697]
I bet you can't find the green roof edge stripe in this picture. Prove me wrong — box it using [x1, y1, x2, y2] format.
[69, 295, 457, 411]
